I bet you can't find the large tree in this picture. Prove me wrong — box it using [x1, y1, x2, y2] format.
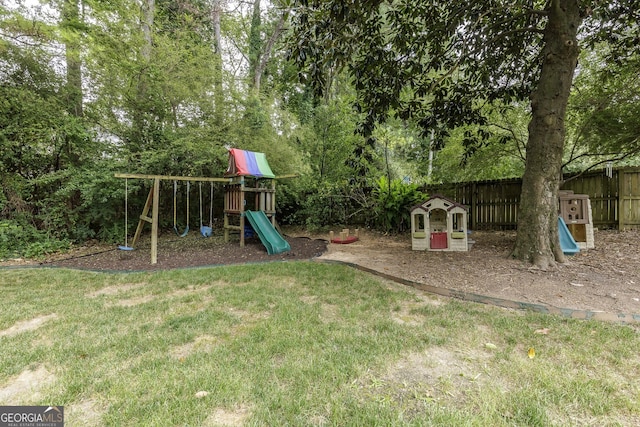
[288, 0, 639, 268]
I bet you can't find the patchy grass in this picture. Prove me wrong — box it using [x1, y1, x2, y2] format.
[1, 263, 639, 426]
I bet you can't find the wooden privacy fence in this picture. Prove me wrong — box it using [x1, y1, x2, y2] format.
[425, 167, 640, 230]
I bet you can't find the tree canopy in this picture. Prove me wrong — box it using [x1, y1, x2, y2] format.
[288, 0, 640, 267]
[0, 0, 638, 262]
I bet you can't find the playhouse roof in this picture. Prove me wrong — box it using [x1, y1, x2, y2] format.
[225, 148, 275, 178]
[411, 194, 468, 213]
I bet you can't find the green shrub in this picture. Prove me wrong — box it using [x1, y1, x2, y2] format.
[0, 220, 70, 260]
[296, 182, 366, 230]
[372, 176, 426, 233]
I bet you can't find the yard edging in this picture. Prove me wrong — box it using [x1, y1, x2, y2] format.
[315, 259, 640, 324]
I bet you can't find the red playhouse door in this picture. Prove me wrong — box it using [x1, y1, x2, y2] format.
[430, 232, 448, 249]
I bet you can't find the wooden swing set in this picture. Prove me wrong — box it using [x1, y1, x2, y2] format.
[115, 173, 295, 264]
[115, 149, 295, 264]
[115, 174, 230, 264]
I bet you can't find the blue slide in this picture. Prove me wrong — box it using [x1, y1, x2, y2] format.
[558, 217, 580, 255]
[245, 211, 291, 255]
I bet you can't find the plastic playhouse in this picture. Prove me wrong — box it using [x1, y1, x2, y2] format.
[410, 195, 469, 251]
[558, 190, 595, 250]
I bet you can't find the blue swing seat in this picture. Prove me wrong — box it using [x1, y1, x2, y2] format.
[174, 225, 189, 238]
[200, 225, 212, 238]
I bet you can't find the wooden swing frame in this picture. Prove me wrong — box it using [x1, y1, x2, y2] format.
[115, 174, 230, 264]
[114, 173, 296, 264]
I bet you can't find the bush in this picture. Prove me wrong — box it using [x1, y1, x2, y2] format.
[0, 220, 70, 260]
[278, 177, 367, 230]
[372, 176, 426, 233]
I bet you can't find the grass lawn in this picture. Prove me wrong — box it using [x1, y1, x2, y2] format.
[1, 262, 639, 426]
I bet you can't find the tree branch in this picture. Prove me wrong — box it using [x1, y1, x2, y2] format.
[562, 142, 640, 184]
[254, 11, 288, 91]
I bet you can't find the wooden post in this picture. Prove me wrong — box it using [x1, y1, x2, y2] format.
[239, 177, 245, 247]
[224, 183, 229, 243]
[618, 168, 625, 230]
[151, 177, 160, 264]
[471, 182, 477, 230]
[255, 179, 260, 211]
[132, 185, 154, 247]
[271, 179, 276, 227]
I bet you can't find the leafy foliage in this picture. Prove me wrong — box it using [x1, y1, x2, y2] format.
[372, 176, 426, 233]
[288, 1, 549, 146]
[564, 49, 640, 172]
[285, 180, 366, 230]
[0, 220, 70, 259]
[1, 0, 639, 259]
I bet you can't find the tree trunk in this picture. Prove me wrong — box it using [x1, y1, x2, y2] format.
[254, 12, 286, 92]
[211, 0, 224, 127]
[140, 0, 154, 61]
[513, 0, 582, 269]
[132, 0, 154, 151]
[61, 0, 82, 167]
[63, 0, 83, 118]
[248, 0, 262, 90]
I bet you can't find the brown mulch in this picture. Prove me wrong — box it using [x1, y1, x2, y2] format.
[37, 231, 328, 271]
[317, 228, 640, 317]
[4, 227, 640, 317]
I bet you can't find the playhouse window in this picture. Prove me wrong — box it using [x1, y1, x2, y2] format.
[413, 213, 427, 239]
[414, 214, 425, 232]
[452, 212, 464, 231]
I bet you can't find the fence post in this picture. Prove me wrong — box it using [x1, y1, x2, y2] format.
[471, 182, 477, 230]
[617, 168, 640, 230]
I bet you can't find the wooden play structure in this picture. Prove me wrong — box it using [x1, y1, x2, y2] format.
[410, 195, 469, 251]
[114, 173, 229, 264]
[223, 148, 277, 247]
[559, 190, 595, 250]
[115, 149, 293, 264]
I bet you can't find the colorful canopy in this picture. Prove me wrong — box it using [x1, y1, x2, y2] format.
[225, 148, 275, 178]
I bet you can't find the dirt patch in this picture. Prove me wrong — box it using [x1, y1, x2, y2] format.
[204, 405, 251, 427]
[352, 346, 496, 420]
[66, 398, 105, 427]
[6, 227, 640, 317]
[111, 295, 156, 307]
[86, 283, 149, 298]
[0, 314, 58, 338]
[170, 335, 219, 360]
[168, 285, 212, 299]
[0, 365, 56, 405]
